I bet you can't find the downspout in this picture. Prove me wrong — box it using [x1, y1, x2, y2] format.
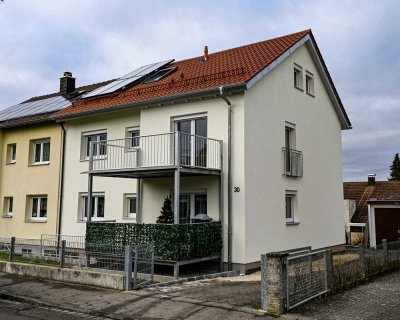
[58, 122, 66, 244]
[219, 86, 232, 271]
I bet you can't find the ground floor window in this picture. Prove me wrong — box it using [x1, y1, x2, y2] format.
[124, 194, 137, 219]
[179, 193, 207, 224]
[29, 196, 47, 221]
[79, 193, 105, 221]
[285, 190, 297, 224]
[3, 197, 13, 217]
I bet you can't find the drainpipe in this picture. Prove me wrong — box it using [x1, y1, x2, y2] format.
[219, 86, 232, 271]
[58, 122, 67, 244]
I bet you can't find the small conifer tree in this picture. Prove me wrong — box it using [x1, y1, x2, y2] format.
[389, 153, 400, 181]
[156, 195, 174, 223]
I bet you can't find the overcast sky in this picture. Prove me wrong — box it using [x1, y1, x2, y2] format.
[0, 0, 399, 181]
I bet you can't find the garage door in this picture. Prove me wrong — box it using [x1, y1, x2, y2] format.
[375, 208, 400, 245]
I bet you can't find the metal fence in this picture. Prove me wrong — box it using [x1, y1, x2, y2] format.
[282, 147, 303, 177]
[90, 132, 222, 172]
[0, 235, 154, 290]
[286, 250, 328, 310]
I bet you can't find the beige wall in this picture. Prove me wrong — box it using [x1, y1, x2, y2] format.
[0, 123, 63, 238]
[244, 43, 346, 263]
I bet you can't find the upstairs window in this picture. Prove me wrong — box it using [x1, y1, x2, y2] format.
[126, 128, 140, 148]
[82, 132, 107, 159]
[6, 144, 16, 164]
[294, 65, 303, 89]
[32, 140, 50, 164]
[306, 72, 314, 96]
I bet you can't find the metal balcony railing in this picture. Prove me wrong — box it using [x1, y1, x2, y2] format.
[88, 132, 222, 172]
[282, 148, 303, 178]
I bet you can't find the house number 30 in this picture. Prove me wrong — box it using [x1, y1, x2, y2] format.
[234, 187, 240, 192]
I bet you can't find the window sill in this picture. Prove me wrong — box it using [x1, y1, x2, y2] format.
[25, 219, 47, 223]
[286, 221, 300, 226]
[77, 219, 105, 223]
[30, 162, 50, 167]
[122, 216, 136, 220]
[306, 92, 315, 98]
[6, 161, 16, 165]
[294, 85, 304, 92]
[2, 215, 13, 218]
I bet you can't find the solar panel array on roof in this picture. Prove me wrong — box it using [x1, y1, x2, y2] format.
[82, 59, 174, 99]
[0, 95, 71, 122]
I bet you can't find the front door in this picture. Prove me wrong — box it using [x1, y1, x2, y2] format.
[179, 194, 191, 224]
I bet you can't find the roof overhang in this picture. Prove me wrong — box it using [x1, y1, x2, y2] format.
[54, 83, 246, 122]
[246, 33, 352, 130]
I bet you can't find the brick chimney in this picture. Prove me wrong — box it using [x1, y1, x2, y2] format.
[60, 72, 75, 95]
[368, 174, 376, 186]
[203, 46, 209, 61]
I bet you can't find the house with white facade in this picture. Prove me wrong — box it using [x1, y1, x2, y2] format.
[54, 29, 351, 272]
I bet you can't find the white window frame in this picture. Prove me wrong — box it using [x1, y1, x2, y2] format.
[294, 64, 303, 90]
[285, 190, 297, 224]
[32, 139, 50, 165]
[79, 192, 105, 221]
[3, 197, 13, 217]
[178, 190, 207, 224]
[124, 194, 137, 219]
[29, 196, 47, 221]
[81, 131, 107, 160]
[6, 144, 16, 164]
[126, 127, 140, 149]
[305, 71, 314, 96]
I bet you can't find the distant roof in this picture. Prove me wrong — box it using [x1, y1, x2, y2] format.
[0, 80, 113, 129]
[344, 181, 400, 223]
[54, 29, 350, 128]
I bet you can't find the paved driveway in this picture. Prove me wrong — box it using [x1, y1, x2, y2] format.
[288, 269, 400, 320]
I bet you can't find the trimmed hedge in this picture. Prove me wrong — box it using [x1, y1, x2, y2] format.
[86, 222, 223, 261]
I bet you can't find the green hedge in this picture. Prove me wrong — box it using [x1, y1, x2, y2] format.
[85, 222, 223, 261]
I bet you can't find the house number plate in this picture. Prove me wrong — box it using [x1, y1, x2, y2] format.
[234, 187, 240, 192]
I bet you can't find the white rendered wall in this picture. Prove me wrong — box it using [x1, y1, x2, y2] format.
[244, 43, 346, 263]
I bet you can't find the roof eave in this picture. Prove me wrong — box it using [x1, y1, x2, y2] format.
[53, 83, 246, 122]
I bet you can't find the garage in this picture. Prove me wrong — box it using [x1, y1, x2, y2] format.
[374, 207, 400, 245]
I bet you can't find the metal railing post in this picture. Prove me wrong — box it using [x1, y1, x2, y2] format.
[9, 237, 15, 262]
[174, 132, 180, 224]
[87, 142, 94, 222]
[133, 247, 138, 288]
[124, 245, 133, 291]
[150, 245, 154, 283]
[60, 240, 66, 268]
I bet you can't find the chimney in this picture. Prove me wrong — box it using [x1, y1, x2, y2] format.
[203, 46, 209, 61]
[60, 72, 75, 95]
[368, 173, 376, 186]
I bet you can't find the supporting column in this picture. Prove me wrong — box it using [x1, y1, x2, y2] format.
[136, 178, 141, 223]
[174, 168, 180, 224]
[87, 173, 93, 222]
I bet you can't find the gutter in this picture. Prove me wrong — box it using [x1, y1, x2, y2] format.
[57, 122, 66, 243]
[53, 83, 246, 122]
[219, 86, 233, 271]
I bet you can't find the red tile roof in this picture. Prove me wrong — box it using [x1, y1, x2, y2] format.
[343, 181, 400, 223]
[55, 30, 316, 118]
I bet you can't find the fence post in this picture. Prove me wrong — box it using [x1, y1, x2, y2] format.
[358, 245, 366, 279]
[133, 246, 138, 287]
[260, 252, 289, 316]
[60, 240, 66, 268]
[9, 237, 15, 262]
[150, 245, 155, 283]
[325, 249, 333, 291]
[382, 239, 389, 270]
[124, 245, 133, 291]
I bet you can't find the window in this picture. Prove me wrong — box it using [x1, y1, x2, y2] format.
[79, 193, 105, 221]
[143, 67, 176, 83]
[33, 140, 50, 164]
[127, 128, 140, 148]
[284, 123, 295, 174]
[285, 191, 297, 224]
[6, 144, 16, 164]
[30, 196, 47, 221]
[82, 132, 107, 159]
[174, 116, 207, 167]
[124, 194, 137, 219]
[294, 65, 303, 89]
[179, 193, 207, 224]
[306, 72, 314, 95]
[3, 197, 13, 216]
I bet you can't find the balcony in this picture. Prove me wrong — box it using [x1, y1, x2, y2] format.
[282, 147, 303, 178]
[88, 132, 222, 178]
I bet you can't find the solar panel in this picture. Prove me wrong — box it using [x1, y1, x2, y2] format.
[0, 95, 72, 122]
[83, 59, 174, 99]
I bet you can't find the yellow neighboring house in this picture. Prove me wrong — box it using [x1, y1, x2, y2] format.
[0, 72, 108, 238]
